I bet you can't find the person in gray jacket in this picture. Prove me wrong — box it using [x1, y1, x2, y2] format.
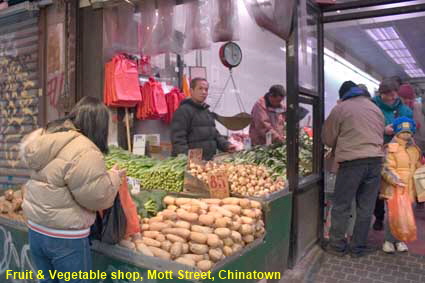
[322, 81, 385, 258]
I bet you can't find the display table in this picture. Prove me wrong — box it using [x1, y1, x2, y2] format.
[0, 191, 292, 283]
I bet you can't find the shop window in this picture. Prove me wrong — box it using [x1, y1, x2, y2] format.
[298, 0, 319, 92]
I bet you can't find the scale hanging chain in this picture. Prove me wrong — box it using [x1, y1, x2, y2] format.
[229, 71, 246, 113]
[212, 70, 246, 113]
[212, 73, 232, 111]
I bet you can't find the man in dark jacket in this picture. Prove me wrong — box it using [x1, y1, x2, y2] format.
[171, 78, 236, 160]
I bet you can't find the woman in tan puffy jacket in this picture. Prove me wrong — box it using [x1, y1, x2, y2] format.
[20, 97, 124, 282]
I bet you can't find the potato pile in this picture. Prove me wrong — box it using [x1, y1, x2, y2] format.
[119, 196, 265, 271]
[0, 189, 24, 221]
[189, 162, 285, 197]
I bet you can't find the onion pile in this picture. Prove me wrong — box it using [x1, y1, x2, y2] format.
[189, 162, 285, 197]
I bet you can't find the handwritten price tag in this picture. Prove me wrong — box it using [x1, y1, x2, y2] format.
[188, 148, 203, 164]
[208, 171, 230, 199]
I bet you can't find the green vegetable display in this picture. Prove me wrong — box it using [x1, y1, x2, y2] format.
[105, 146, 187, 192]
[132, 190, 167, 218]
[299, 130, 313, 176]
[224, 130, 313, 178]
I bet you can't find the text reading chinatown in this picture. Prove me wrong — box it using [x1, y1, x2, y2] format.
[5, 269, 281, 281]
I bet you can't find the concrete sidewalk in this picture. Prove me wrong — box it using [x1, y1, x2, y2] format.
[309, 205, 425, 283]
[312, 251, 425, 283]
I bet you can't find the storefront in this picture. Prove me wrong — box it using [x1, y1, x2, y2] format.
[0, 0, 335, 282]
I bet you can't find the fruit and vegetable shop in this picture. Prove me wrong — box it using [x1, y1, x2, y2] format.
[2, 0, 418, 282]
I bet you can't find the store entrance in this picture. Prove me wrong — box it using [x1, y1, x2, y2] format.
[322, 0, 425, 256]
[286, 0, 325, 267]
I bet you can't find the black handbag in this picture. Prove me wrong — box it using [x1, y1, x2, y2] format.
[90, 194, 127, 245]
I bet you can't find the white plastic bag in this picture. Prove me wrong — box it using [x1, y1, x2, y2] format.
[211, 0, 240, 42]
[103, 3, 138, 60]
[243, 0, 295, 41]
[184, 0, 211, 51]
[138, 0, 156, 55]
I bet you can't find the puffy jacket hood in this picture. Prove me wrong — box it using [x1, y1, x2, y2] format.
[20, 121, 81, 171]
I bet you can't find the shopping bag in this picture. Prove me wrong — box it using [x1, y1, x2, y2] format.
[91, 194, 127, 245]
[387, 186, 417, 242]
[138, 56, 152, 76]
[414, 167, 425, 202]
[112, 54, 142, 106]
[136, 78, 167, 120]
[163, 88, 186, 124]
[118, 177, 141, 238]
[104, 59, 138, 108]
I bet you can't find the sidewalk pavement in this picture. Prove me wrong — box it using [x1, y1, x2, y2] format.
[309, 205, 425, 283]
[312, 251, 425, 283]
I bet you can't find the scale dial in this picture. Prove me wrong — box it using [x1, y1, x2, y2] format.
[219, 42, 242, 69]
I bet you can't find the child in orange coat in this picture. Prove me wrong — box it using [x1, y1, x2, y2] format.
[380, 117, 421, 253]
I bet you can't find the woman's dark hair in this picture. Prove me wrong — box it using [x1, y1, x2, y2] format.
[69, 96, 110, 154]
[267, 85, 286, 97]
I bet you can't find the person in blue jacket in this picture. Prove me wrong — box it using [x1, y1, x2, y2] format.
[372, 78, 413, 231]
[372, 79, 413, 144]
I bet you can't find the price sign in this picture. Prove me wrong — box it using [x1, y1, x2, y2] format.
[133, 134, 147, 156]
[208, 170, 230, 199]
[188, 148, 203, 164]
[127, 177, 140, 195]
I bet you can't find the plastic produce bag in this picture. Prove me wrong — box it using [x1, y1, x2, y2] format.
[90, 195, 127, 245]
[138, 0, 156, 55]
[103, 4, 138, 61]
[243, 0, 295, 41]
[387, 186, 417, 242]
[113, 54, 142, 105]
[184, 0, 211, 51]
[104, 60, 137, 108]
[138, 56, 152, 76]
[150, 0, 183, 55]
[118, 177, 141, 238]
[212, 0, 240, 42]
[163, 87, 186, 124]
[136, 77, 168, 120]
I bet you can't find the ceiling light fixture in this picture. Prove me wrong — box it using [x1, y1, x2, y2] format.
[364, 26, 425, 78]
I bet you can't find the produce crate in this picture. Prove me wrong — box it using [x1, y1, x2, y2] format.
[0, 191, 292, 283]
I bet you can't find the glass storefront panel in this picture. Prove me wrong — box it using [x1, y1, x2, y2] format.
[298, 1, 319, 92]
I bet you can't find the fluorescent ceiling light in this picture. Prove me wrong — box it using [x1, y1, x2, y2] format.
[377, 39, 406, 50]
[393, 57, 415, 64]
[403, 63, 418, 70]
[365, 26, 424, 78]
[365, 27, 399, 41]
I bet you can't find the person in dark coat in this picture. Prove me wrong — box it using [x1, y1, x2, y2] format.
[171, 78, 236, 160]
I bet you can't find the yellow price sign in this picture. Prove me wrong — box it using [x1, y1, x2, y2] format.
[208, 170, 230, 199]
